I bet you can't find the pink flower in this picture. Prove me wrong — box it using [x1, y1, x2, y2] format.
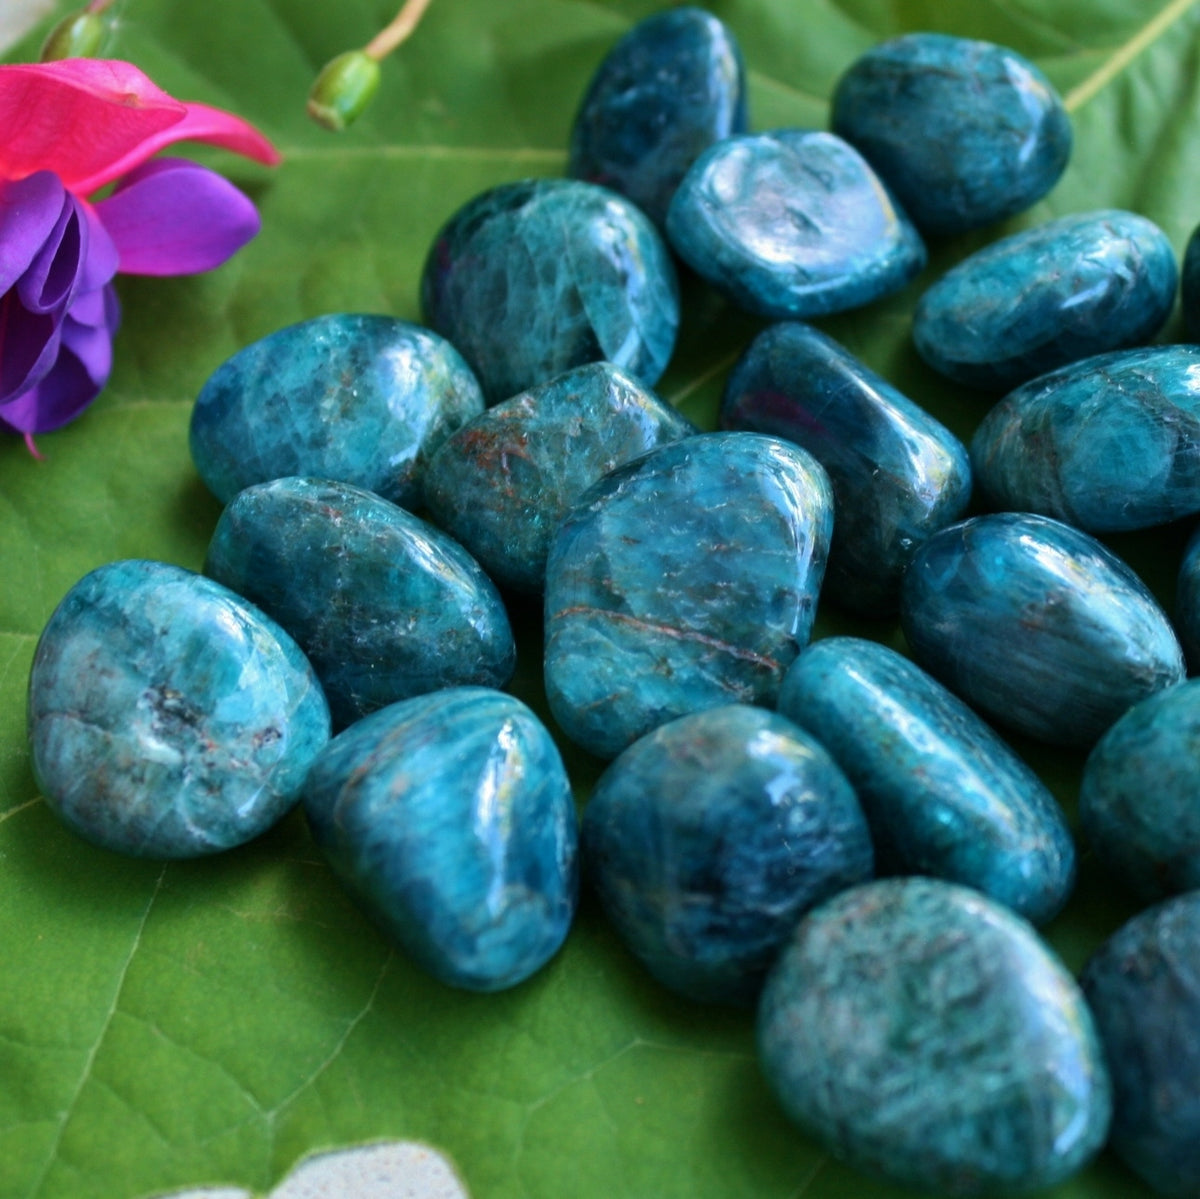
[0, 59, 280, 449]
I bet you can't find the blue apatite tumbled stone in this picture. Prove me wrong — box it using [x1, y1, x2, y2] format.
[204, 477, 515, 729]
[28, 560, 331, 858]
[1080, 680, 1200, 901]
[421, 179, 679, 403]
[423, 362, 695, 594]
[901, 512, 1185, 746]
[972, 346, 1200, 533]
[1182, 223, 1200, 341]
[914, 211, 1177, 390]
[831, 33, 1072, 236]
[545, 432, 833, 759]
[758, 878, 1111, 1194]
[665, 130, 925, 320]
[188, 314, 484, 507]
[1082, 894, 1200, 1197]
[721, 322, 970, 616]
[568, 6, 747, 229]
[778, 638, 1074, 924]
[583, 705, 873, 1006]
[303, 688, 578, 992]
[1176, 525, 1200, 668]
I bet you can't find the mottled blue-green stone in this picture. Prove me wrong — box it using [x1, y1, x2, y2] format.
[721, 322, 970, 616]
[664, 130, 925, 320]
[544, 432, 833, 759]
[778, 638, 1074, 924]
[1082, 894, 1200, 1197]
[303, 688, 578, 992]
[28, 560, 331, 858]
[901, 513, 1185, 746]
[204, 477, 515, 729]
[831, 33, 1072, 236]
[188, 314, 484, 507]
[583, 705, 873, 1006]
[1080, 680, 1200, 902]
[914, 211, 1177, 390]
[568, 6, 747, 229]
[1182, 223, 1200, 341]
[758, 878, 1112, 1195]
[423, 363, 695, 594]
[420, 179, 679, 403]
[1176, 524, 1200, 668]
[971, 346, 1200, 533]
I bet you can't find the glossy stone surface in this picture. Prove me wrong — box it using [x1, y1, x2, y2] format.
[1183, 222, 1200, 341]
[204, 477, 515, 729]
[189, 314, 484, 507]
[778, 638, 1074, 924]
[420, 179, 679, 403]
[583, 705, 873, 1005]
[914, 211, 1177, 390]
[664, 130, 925, 320]
[545, 432, 832, 760]
[303, 688, 577, 992]
[721, 322, 970, 616]
[900, 512, 1185, 746]
[423, 362, 695, 594]
[28, 559, 331, 858]
[1176, 524, 1200, 668]
[1082, 894, 1200, 1197]
[1080, 680, 1200, 901]
[831, 33, 1072, 236]
[758, 878, 1111, 1195]
[971, 346, 1200, 533]
[568, 6, 746, 229]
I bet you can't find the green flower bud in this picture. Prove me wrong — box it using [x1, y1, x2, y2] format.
[307, 51, 382, 133]
[40, 11, 107, 61]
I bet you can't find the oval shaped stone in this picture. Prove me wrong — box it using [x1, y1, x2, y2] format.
[1176, 523, 1200, 668]
[203, 477, 515, 729]
[900, 512, 1185, 746]
[188, 314, 484, 507]
[1081, 894, 1200, 1197]
[544, 432, 832, 760]
[28, 559, 331, 858]
[568, 6, 746, 229]
[778, 637, 1074, 923]
[583, 705, 873, 1006]
[831, 33, 1072, 235]
[664, 130, 925, 320]
[971, 346, 1200, 532]
[721, 322, 970, 616]
[302, 688, 578, 992]
[914, 210, 1177, 390]
[423, 362, 695, 594]
[420, 178, 679, 403]
[1080, 680, 1200, 901]
[758, 878, 1111, 1194]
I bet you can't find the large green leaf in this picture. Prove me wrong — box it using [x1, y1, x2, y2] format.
[2, 1, 1197, 1195]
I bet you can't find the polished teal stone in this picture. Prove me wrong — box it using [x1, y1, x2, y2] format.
[423, 362, 695, 594]
[568, 6, 746, 229]
[28, 560, 331, 858]
[758, 878, 1111, 1195]
[1080, 680, 1200, 901]
[303, 688, 578, 992]
[914, 211, 1176, 390]
[203, 477, 515, 730]
[1183, 222, 1200, 341]
[664, 130, 925, 320]
[188, 314, 484, 507]
[971, 346, 1200, 533]
[900, 512, 1185, 746]
[1082, 894, 1200, 1197]
[583, 705, 873, 1006]
[420, 178, 679, 403]
[778, 638, 1074, 924]
[544, 432, 833, 760]
[1176, 524, 1200, 668]
[831, 33, 1071, 236]
[721, 322, 970, 616]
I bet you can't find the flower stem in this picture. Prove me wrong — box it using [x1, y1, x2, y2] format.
[363, 0, 436, 62]
[84, 0, 118, 13]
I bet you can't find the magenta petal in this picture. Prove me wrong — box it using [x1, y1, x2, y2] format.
[0, 172, 67, 295]
[95, 158, 261, 276]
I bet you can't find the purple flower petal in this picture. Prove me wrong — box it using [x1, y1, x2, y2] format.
[0, 172, 66, 295]
[0, 290, 65, 407]
[17, 190, 83, 314]
[95, 157, 260, 277]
